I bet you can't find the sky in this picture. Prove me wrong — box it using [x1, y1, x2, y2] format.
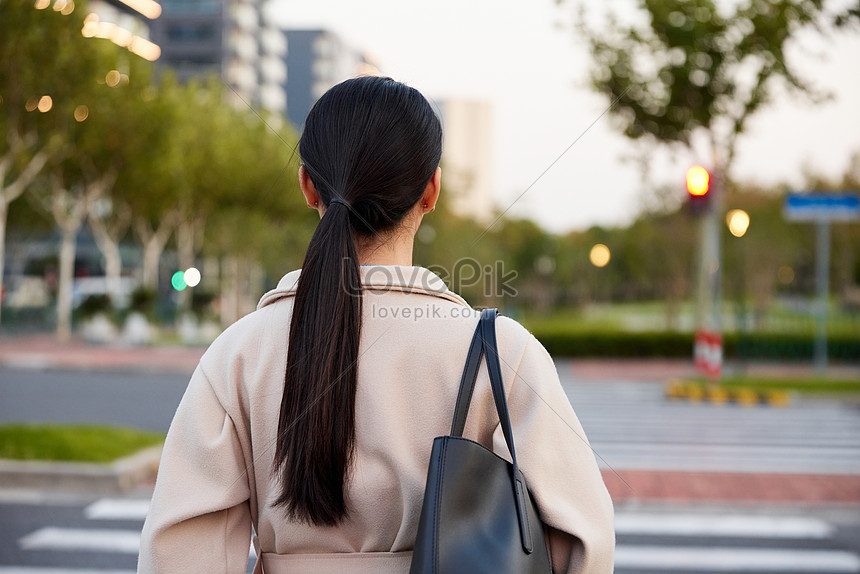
[265, 0, 860, 233]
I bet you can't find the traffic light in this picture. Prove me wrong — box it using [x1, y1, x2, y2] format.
[686, 165, 711, 215]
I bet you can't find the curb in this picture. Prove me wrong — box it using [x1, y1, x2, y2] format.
[665, 380, 793, 407]
[0, 444, 162, 494]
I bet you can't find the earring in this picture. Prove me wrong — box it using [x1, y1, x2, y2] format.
[314, 201, 319, 206]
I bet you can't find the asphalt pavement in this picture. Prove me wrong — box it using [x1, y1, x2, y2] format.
[0, 492, 858, 573]
[0, 368, 187, 433]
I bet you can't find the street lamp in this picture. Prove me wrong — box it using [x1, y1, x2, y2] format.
[589, 244, 611, 268]
[726, 209, 750, 237]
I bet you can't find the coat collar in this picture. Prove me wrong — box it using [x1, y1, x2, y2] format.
[257, 265, 470, 310]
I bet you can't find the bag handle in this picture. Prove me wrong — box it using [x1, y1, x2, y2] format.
[449, 308, 535, 554]
[450, 315, 484, 437]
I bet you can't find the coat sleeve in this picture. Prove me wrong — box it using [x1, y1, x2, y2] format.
[138, 364, 252, 574]
[492, 331, 615, 574]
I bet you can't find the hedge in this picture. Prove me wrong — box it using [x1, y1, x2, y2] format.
[530, 329, 860, 362]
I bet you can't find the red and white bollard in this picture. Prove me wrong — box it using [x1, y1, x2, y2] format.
[694, 329, 722, 380]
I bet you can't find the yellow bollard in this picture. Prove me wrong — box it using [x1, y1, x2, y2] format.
[765, 390, 792, 407]
[687, 384, 705, 403]
[733, 388, 759, 407]
[707, 387, 730, 405]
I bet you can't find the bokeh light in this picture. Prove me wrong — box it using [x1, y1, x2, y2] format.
[34, 0, 50, 9]
[589, 244, 611, 268]
[777, 265, 795, 285]
[686, 165, 710, 196]
[106, 70, 121, 87]
[25, 97, 39, 112]
[74, 105, 89, 122]
[183, 267, 201, 288]
[726, 209, 750, 237]
[171, 271, 187, 291]
[37, 95, 53, 112]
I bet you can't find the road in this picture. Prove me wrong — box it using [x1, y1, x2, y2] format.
[0, 492, 257, 574]
[0, 368, 188, 432]
[0, 493, 857, 573]
[5, 366, 860, 476]
[559, 377, 860, 475]
[1, 364, 860, 572]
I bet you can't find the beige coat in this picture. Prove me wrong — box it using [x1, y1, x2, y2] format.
[138, 265, 615, 574]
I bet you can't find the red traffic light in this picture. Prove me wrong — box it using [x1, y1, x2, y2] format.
[686, 165, 710, 197]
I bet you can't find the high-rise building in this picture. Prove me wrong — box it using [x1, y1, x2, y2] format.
[150, 0, 286, 115]
[282, 29, 379, 129]
[438, 99, 494, 223]
[80, 0, 163, 62]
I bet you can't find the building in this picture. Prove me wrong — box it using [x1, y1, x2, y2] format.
[438, 99, 495, 223]
[282, 29, 379, 129]
[80, 0, 163, 62]
[150, 0, 287, 115]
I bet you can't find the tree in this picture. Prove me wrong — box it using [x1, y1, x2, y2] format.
[573, 0, 858, 172]
[121, 74, 186, 292]
[82, 54, 157, 305]
[195, 98, 306, 324]
[0, 0, 83, 323]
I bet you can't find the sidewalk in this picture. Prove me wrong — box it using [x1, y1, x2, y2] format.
[0, 334, 204, 373]
[603, 469, 860, 505]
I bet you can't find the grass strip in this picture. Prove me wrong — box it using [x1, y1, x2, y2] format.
[0, 424, 165, 463]
[701, 377, 860, 396]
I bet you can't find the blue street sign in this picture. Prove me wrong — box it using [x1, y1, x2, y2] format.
[784, 192, 860, 222]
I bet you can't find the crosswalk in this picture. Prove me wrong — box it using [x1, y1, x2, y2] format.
[560, 380, 860, 474]
[614, 511, 860, 573]
[615, 546, 860, 573]
[2, 497, 859, 573]
[0, 497, 255, 574]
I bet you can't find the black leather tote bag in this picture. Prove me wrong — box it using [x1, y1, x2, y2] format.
[410, 309, 552, 574]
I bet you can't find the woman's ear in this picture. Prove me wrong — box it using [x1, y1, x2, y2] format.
[421, 166, 442, 213]
[299, 165, 323, 217]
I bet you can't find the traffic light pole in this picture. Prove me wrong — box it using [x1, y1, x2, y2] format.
[710, 166, 723, 340]
[692, 164, 723, 380]
[814, 220, 830, 371]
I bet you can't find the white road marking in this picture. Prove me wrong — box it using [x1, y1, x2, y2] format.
[17, 526, 256, 558]
[614, 545, 860, 572]
[18, 528, 140, 554]
[615, 513, 834, 538]
[84, 499, 150, 521]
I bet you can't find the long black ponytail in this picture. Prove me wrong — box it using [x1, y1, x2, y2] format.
[272, 76, 442, 526]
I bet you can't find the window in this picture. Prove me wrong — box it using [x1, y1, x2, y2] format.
[167, 23, 217, 42]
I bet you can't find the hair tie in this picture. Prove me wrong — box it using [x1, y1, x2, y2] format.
[328, 197, 350, 209]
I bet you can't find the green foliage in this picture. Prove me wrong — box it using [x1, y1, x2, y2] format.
[532, 328, 694, 357]
[0, 424, 164, 463]
[573, 0, 856, 165]
[191, 289, 217, 319]
[78, 293, 112, 319]
[130, 287, 157, 314]
[529, 327, 860, 361]
[719, 376, 860, 395]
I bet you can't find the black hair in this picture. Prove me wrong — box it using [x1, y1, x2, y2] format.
[272, 76, 443, 526]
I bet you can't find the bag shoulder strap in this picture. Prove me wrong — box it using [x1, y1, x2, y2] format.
[448, 308, 535, 553]
[480, 309, 519, 466]
[449, 313, 485, 437]
[450, 309, 517, 462]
